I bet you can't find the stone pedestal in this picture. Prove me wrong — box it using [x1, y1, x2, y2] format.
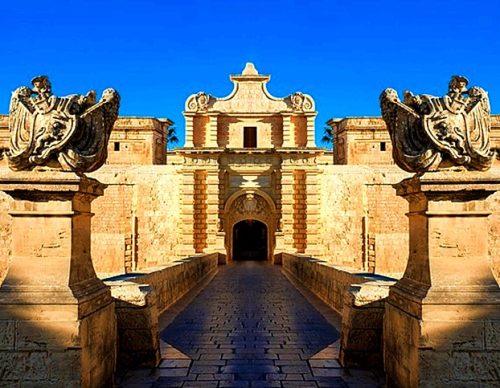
[384, 171, 500, 387]
[0, 170, 116, 387]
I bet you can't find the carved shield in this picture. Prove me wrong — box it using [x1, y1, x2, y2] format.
[9, 93, 78, 170]
[421, 94, 491, 169]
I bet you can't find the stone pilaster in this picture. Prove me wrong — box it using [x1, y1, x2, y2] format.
[184, 113, 195, 147]
[282, 113, 294, 148]
[305, 113, 316, 148]
[0, 170, 116, 387]
[304, 168, 320, 256]
[206, 168, 220, 251]
[276, 167, 294, 252]
[180, 168, 197, 256]
[384, 171, 500, 387]
[206, 113, 219, 148]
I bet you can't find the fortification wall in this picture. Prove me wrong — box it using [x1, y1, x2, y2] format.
[316, 165, 500, 279]
[1, 164, 498, 283]
[0, 190, 11, 283]
[90, 165, 182, 276]
[316, 165, 409, 275]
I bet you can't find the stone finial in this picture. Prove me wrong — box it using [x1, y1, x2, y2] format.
[380, 76, 493, 173]
[7, 76, 120, 172]
[242, 62, 259, 76]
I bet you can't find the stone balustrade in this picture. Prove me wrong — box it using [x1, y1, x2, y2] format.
[104, 253, 219, 371]
[282, 253, 372, 313]
[281, 253, 396, 369]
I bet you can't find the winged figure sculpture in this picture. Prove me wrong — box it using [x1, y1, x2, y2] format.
[380, 76, 493, 173]
[7, 75, 120, 172]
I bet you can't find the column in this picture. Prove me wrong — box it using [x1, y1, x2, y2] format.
[0, 170, 116, 387]
[384, 171, 500, 387]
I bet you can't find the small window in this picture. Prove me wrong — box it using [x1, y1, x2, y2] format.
[380, 142, 386, 151]
[243, 127, 257, 148]
[114, 142, 120, 151]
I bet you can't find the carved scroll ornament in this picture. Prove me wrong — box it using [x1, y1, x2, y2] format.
[8, 75, 120, 172]
[185, 92, 211, 112]
[380, 76, 493, 173]
[289, 92, 314, 112]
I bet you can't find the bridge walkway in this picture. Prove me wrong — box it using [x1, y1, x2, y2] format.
[120, 261, 382, 387]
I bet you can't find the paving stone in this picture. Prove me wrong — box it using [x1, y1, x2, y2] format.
[280, 365, 311, 373]
[311, 367, 346, 377]
[159, 359, 191, 368]
[308, 359, 341, 368]
[120, 262, 381, 387]
[189, 365, 220, 374]
[152, 368, 189, 377]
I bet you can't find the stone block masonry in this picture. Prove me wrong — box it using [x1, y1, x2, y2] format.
[384, 171, 500, 387]
[105, 254, 219, 372]
[293, 170, 307, 252]
[193, 170, 208, 253]
[0, 170, 116, 387]
[281, 253, 396, 370]
[2, 164, 498, 287]
[90, 165, 183, 275]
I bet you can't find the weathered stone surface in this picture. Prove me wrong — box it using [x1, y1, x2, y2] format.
[0, 321, 15, 350]
[90, 165, 182, 274]
[385, 170, 500, 387]
[486, 320, 500, 349]
[105, 254, 218, 371]
[381, 76, 493, 172]
[7, 76, 120, 172]
[340, 280, 394, 368]
[0, 170, 116, 387]
[282, 253, 371, 314]
[451, 351, 500, 382]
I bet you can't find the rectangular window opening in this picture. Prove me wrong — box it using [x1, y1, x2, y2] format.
[380, 142, 386, 151]
[243, 127, 257, 148]
[114, 142, 120, 151]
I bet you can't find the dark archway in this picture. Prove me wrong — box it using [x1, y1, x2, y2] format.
[233, 220, 267, 260]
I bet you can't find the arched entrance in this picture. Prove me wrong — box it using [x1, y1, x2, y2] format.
[223, 189, 277, 262]
[233, 220, 268, 260]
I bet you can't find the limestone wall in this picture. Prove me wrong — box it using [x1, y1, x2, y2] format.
[2, 163, 499, 283]
[490, 190, 500, 281]
[281, 253, 380, 314]
[90, 165, 182, 276]
[365, 181, 409, 275]
[0, 191, 11, 283]
[105, 253, 219, 370]
[316, 165, 409, 275]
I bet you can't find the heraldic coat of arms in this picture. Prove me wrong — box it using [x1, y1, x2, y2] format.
[380, 76, 493, 173]
[7, 76, 120, 173]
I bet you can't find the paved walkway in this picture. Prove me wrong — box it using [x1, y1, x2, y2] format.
[120, 261, 383, 387]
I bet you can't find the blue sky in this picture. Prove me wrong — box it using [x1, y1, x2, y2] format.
[1, 0, 499, 147]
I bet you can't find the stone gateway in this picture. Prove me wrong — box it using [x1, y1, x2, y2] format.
[0, 65, 498, 386]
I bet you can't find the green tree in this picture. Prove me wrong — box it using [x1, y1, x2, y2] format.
[166, 126, 179, 150]
[321, 126, 334, 149]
